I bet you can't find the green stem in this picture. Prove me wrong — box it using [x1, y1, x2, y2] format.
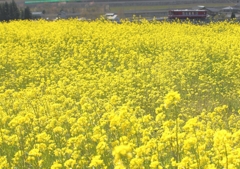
[176, 117, 179, 164]
[193, 129, 200, 169]
[224, 144, 228, 169]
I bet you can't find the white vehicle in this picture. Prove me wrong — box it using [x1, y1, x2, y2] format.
[105, 13, 120, 22]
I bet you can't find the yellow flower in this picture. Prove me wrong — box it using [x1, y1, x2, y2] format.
[64, 158, 76, 168]
[112, 144, 133, 166]
[36, 132, 51, 143]
[53, 126, 64, 135]
[150, 161, 160, 168]
[28, 148, 42, 157]
[164, 91, 181, 108]
[51, 161, 62, 169]
[26, 148, 42, 163]
[96, 141, 108, 154]
[0, 156, 9, 168]
[183, 137, 197, 150]
[89, 155, 103, 167]
[113, 145, 132, 157]
[130, 158, 144, 169]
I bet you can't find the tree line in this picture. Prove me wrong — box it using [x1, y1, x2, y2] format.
[0, 0, 32, 21]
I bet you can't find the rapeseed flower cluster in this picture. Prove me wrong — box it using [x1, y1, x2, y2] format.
[0, 19, 240, 168]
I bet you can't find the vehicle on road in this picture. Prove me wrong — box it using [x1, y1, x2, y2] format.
[105, 13, 120, 22]
[168, 9, 207, 20]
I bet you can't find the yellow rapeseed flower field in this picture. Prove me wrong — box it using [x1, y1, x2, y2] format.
[0, 19, 240, 168]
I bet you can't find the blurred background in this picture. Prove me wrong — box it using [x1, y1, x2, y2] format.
[0, 0, 239, 20]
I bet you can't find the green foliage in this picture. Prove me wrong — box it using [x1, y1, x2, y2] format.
[0, 0, 32, 21]
[9, 0, 20, 20]
[231, 12, 236, 19]
[0, 1, 17, 21]
[23, 6, 32, 20]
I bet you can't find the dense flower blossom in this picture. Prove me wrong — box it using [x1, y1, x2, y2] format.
[0, 19, 240, 168]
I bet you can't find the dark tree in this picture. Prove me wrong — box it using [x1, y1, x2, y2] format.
[9, 0, 20, 20]
[3, 2, 10, 21]
[20, 8, 24, 19]
[24, 6, 32, 19]
[0, 4, 4, 21]
[231, 12, 236, 19]
[0, 0, 20, 21]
